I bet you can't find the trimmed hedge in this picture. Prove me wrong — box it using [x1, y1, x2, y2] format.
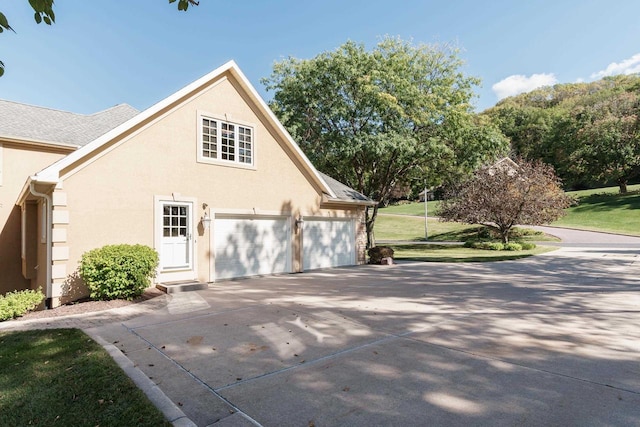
[465, 241, 536, 252]
[0, 289, 45, 321]
[79, 244, 159, 301]
[368, 246, 395, 264]
[504, 242, 523, 251]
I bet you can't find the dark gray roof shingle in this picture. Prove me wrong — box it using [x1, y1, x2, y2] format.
[318, 172, 375, 204]
[0, 100, 139, 146]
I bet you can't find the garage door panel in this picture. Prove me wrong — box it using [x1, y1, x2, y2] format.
[304, 219, 355, 270]
[215, 217, 291, 280]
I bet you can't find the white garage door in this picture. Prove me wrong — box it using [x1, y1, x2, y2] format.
[303, 218, 355, 270]
[214, 216, 291, 280]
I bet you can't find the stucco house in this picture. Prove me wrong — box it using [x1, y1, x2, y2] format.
[0, 61, 375, 308]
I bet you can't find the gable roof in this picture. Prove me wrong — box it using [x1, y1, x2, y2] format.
[319, 172, 376, 205]
[0, 100, 139, 147]
[20, 61, 377, 206]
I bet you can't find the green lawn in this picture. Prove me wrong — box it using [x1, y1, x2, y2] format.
[378, 183, 640, 237]
[390, 244, 557, 262]
[374, 214, 554, 242]
[553, 184, 640, 235]
[374, 215, 483, 241]
[0, 329, 171, 427]
[379, 200, 441, 216]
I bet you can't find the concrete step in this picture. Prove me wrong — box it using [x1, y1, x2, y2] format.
[156, 280, 208, 294]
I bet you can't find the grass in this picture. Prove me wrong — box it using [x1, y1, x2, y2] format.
[553, 184, 640, 235]
[374, 214, 555, 242]
[389, 244, 557, 262]
[374, 215, 482, 241]
[379, 183, 640, 238]
[379, 200, 441, 216]
[0, 329, 171, 427]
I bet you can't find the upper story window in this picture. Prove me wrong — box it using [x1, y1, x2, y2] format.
[199, 114, 254, 167]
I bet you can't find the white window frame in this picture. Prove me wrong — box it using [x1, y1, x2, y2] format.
[197, 112, 256, 169]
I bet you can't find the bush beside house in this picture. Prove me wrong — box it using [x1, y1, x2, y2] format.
[0, 289, 45, 321]
[79, 244, 159, 301]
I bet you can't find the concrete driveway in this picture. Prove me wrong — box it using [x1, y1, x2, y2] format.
[4, 233, 639, 426]
[75, 236, 640, 427]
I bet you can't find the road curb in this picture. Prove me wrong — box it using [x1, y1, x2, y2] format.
[89, 332, 196, 427]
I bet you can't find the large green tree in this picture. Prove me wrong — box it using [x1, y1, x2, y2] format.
[0, 0, 198, 76]
[263, 37, 508, 246]
[570, 90, 640, 193]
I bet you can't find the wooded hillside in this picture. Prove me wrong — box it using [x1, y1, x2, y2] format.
[483, 75, 640, 192]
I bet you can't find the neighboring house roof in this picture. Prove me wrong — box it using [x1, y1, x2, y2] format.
[0, 99, 139, 146]
[319, 172, 376, 205]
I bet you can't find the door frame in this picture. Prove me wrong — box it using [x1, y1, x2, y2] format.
[154, 195, 198, 283]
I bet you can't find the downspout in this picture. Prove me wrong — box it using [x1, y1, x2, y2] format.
[28, 181, 53, 309]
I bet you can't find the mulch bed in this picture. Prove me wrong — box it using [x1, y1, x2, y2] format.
[14, 288, 166, 321]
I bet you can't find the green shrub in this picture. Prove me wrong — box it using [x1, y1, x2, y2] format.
[0, 289, 45, 321]
[510, 227, 543, 238]
[519, 242, 536, 250]
[465, 241, 504, 250]
[79, 244, 159, 301]
[368, 246, 395, 264]
[504, 242, 523, 251]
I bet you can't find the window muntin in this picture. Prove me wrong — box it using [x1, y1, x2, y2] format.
[163, 205, 188, 237]
[202, 118, 217, 159]
[200, 116, 253, 166]
[238, 126, 252, 164]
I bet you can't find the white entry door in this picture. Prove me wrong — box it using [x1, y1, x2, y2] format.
[159, 201, 194, 279]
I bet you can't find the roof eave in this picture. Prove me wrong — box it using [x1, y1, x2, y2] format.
[321, 195, 378, 207]
[16, 175, 59, 205]
[32, 61, 337, 199]
[0, 135, 80, 151]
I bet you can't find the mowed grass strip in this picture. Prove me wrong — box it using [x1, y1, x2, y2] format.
[0, 329, 171, 427]
[553, 184, 640, 235]
[374, 215, 556, 242]
[374, 215, 482, 242]
[379, 183, 640, 237]
[390, 244, 557, 262]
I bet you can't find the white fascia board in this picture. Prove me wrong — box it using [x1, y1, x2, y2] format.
[0, 135, 79, 150]
[33, 61, 240, 182]
[16, 175, 59, 205]
[31, 61, 335, 198]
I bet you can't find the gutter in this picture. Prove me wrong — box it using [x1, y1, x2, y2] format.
[27, 180, 54, 309]
[321, 195, 378, 207]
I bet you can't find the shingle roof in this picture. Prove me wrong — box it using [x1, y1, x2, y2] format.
[318, 172, 375, 204]
[0, 99, 139, 146]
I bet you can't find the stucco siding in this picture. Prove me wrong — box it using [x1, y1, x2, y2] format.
[58, 73, 360, 300]
[0, 144, 68, 294]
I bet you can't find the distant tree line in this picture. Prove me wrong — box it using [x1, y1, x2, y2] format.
[483, 75, 640, 193]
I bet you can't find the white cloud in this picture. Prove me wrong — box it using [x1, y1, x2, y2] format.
[590, 53, 640, 79]
[492, 73, 558, 100]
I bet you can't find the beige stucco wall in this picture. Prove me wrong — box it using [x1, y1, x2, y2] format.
[0, 143, 69, 295]
[56, 72, 362, 302]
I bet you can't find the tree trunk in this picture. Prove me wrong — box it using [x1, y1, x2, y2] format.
[618, 178, 628, 194]
[501, 228, 509, 244]
[365, 204, 379, 249]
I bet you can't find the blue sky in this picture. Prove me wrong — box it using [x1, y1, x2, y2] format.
[1, 0, 639, 114]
